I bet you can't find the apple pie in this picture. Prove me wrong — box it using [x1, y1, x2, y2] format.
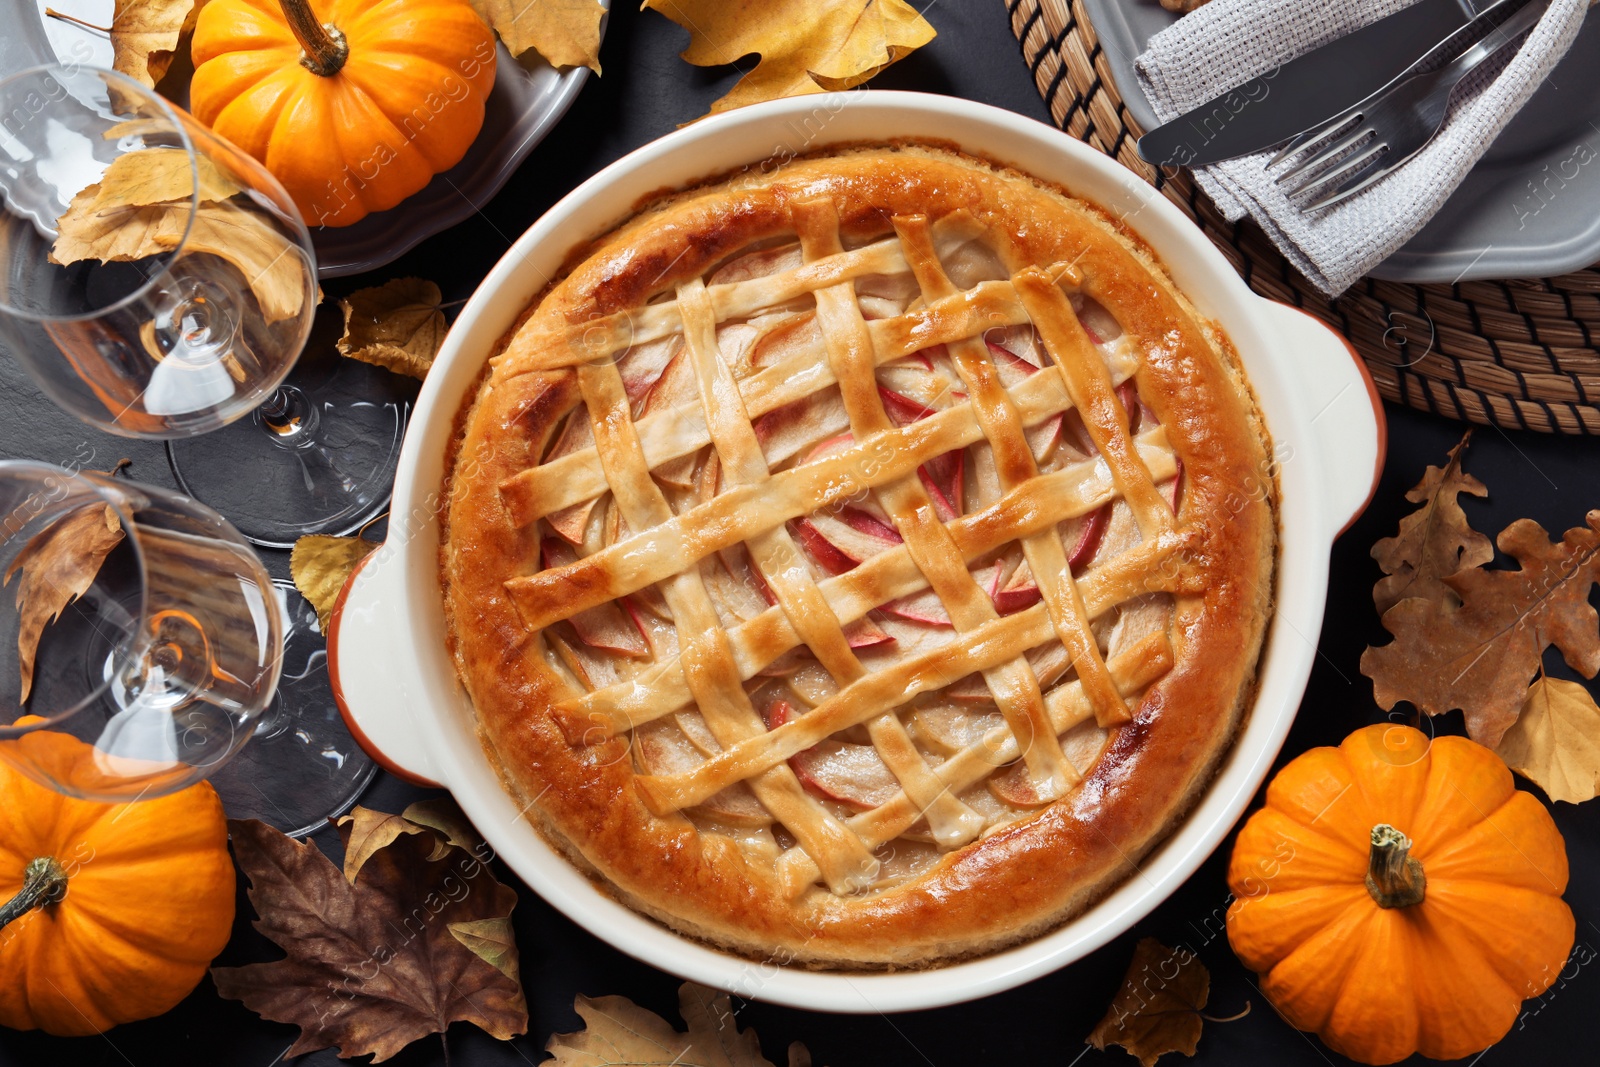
[441, 143, 1276, 967]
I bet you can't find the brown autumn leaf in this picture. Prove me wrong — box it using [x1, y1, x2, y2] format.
[1363, 512, 1600, 748]
[642, 0, 935, 116]
[546, 981, 813, 1067]
[106, 0, 208, 87]
[473, 0, 605, 73]
[337, 278, 447, 380]
[335, 803, 517, 978]
[1371, 431, 1493, 615]
[4, 501, 124, 703]
[1495, 674, 1600, 804]
[211, 815, 527, 1063]
[1087, 938, 1210, 1067]
[52, 178, 309, 324]
[290, 534, 378, 633]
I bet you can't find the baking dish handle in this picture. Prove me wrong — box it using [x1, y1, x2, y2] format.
[326, 548, 445, 788]
[1260, 301, 1387, 538]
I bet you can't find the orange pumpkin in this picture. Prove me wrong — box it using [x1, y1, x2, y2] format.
[190, 0, 497, 227]
[0, 726, 235, 1035]
[1227, 724, 1574, 1064]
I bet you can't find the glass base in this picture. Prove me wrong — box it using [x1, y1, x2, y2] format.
[166, 351, 410, 549]
[205, 581, 378, 837]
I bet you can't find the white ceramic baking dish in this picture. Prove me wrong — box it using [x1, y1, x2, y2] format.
[328, 92, 1385, 1014]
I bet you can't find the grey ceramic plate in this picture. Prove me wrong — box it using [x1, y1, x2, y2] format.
[25, 0, 606, 278]
[1080, 0, 1600, 283]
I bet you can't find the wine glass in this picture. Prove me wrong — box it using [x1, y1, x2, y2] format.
[0, 62, 406, 549]
[0, 461, 376, 833]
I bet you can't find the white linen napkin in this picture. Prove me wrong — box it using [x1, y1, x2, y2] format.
[1135, 0, 1589, 295]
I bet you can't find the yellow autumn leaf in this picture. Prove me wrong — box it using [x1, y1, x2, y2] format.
[472, 0, 605, 73]
[643, 0, 935, 116]
[1496, 675, 1600, 804]
[107, 0, 209, 87]
[546, 981, 812, 1067]
[81, 147, 242, 213]
[334, 807, 426, 883]
[448, 917, 521, 982]
[51, 169, 310, 324]
[290, 534, 379, 632]
[336, 278, 447, 380]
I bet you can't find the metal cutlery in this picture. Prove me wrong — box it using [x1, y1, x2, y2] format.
[1273, 0, 1553, 210]
[1136, 0, 1513, 168]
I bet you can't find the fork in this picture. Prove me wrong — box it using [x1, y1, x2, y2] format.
[1271, 0, 1553, 211]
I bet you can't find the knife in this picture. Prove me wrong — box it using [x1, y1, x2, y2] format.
[1137, 0, 1506, 167]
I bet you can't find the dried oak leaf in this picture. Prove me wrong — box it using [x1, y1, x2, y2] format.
[52, 186, 308, 324]
[1362, 512, 1600, 748]
[546, 981, 813, 1067]
[642, 0, 935, 116]
[473, 0, 605, 73]
[3, 501, 124, 703]
[1371, 432, 1493, 615]
[1495, 674, 1600, 804]
[337, 278, 447, 380]
[106, 0, 208, 87]
[1087, 938, 1209, 1067]
[290, 534, 378, 632]
[211, 816, 527, 1063]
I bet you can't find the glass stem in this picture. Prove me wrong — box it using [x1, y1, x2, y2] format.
[255, 384, 320, 446]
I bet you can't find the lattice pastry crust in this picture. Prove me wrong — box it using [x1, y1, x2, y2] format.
[441, 143, 1277, 968]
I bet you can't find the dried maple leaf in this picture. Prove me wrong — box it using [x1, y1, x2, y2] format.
[52, 187, 309, 324]
[1495, 673, 1600, 804]
[546, 981, 813, 1067]
[290, 534, 378, 632]
[1363, 512, 1600, 747]
[473, 0, 605, 73]
[337, 278, 447, 380]
[107, 0, 208, 87]
[642, 0, 935, 116]
[211, 815, 527, 1063]
[1371, 432, 1492, 615]
[4, 501, 124, 703]
[1087, 938, 1210, 1067]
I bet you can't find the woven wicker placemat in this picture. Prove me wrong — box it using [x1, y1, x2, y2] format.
[1007, 0, 1600, 433]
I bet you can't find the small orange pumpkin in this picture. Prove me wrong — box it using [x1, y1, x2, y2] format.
[190, 0, 497, 227]
[0, 726, 235, 1035]
[1227, 724, 1574, 1064]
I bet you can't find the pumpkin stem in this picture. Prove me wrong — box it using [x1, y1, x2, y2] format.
[279, 0, 349, 77]
[1365, 824, 1426, 909]
[0, 857, 68, 931]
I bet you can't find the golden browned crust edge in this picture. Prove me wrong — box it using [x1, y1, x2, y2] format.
[438, 143, 1278, 969]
